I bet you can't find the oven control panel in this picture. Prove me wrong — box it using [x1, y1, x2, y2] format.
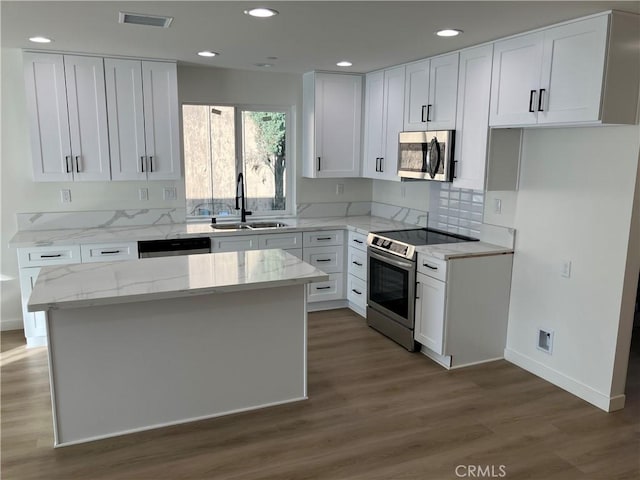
[367, 234, 414, 260]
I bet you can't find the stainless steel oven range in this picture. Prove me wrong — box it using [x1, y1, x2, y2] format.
[366, 228, 478, 351]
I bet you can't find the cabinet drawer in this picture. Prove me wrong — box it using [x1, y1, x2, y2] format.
[258, 232, 303, 250]
[348, 248, 367, 281]
[303, 246, 344, 274]
[347, 274, 367, 309]
[348, 231, 367, 251]
[303, 230, 344, 247]
[17, 245, 82, 268]
[307, 273, 344, 303]
[417, 255, 447, 281]
[211, 235, 259, 252]
[81, 242, 138, 263]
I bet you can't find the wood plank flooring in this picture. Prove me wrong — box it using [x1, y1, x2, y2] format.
[2, 309, 639, 479]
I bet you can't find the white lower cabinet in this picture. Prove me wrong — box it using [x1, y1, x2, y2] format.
[18, 267, 47, 346]
[307, 273, 344, 302]
[346, 230, 368, 316]
[80, 242, 138, 263]
[303, 230, 346, 305]
[346, 275, 366, 310]
[414, 253, 514, 369]
[211, 235, 260, 252]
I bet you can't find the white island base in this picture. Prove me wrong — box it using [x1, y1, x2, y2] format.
[47, 285, 307, 447]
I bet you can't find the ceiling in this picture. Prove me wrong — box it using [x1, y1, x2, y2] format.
[2, 1, 639, 74]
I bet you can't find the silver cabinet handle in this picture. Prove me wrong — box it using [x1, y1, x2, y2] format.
[423, 263, 438, 270]
[75, 156, 81, 173]
[65, 156, 72, 173]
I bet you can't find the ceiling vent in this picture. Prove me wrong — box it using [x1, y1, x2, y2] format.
[118, 11, 173, 28]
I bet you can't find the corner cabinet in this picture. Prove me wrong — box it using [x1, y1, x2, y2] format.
[105, 59, 180, 180]
[404, 54, 459, 132]
[490, 12, 639, 127]
[302, 72, 363, 178]
[362, 66, 405, 181]
[24, 53, 111, 182]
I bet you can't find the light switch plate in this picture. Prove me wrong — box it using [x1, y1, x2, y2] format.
[163, 187, 177, 201]
[561, 260, 572, 278]
[60, 189, 72, 204]
[139, 188, 149, 201]
[493, 198, 502, 214]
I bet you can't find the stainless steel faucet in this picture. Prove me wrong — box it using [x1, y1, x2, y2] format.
[235, 173, 252, 223]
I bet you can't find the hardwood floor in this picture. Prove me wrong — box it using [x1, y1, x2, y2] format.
[2, 309, 639, 480]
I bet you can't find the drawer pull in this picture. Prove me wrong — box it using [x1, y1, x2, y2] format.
[351, 289, 362, 295]
[353, 239, 363, 244]
[316, 237, 332, 241]
[316, 286, 331, 290]
[100, 250, 121, 255]
[316, 258, 332, 263]
[40, 254, 63, 258]
[423, 263, 438, 270]
[352, 261, 363, 266]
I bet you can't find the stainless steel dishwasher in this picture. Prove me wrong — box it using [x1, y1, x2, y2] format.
[138, 238, 211, 258]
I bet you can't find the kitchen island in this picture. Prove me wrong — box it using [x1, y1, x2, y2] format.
[28, 249, 328, 447]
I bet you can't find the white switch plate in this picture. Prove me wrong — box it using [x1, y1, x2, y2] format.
[336, 183, 344, 195]
[60, 189, 72, 204]
[561, 260, 572, 278]
[493, 198, 502, 214]
[163, 187, 177, 201]
[139, 188, 149, 201]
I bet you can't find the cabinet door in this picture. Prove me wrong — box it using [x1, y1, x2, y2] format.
[489, 32, 544, 127]
[538, 16, 608, 124]
[303, 246, 344, 274]
[314, 73, 362, 177]
[105, 58, 147, 181]
[380, 65, 405, 181]
[427, 53, 459, 130]
[19, 267, 47, 340]
[142, 61, 180, 180]
[403, 60, 430, 131]
[63, 55, 111, 181]
[453, 45, 494, 191]
[211, 235, 259, 252]
[362, 71, 385, 179]
[307, 273, 345, 303]
[414, 273, 446, 355]
[23, 53, 73, 182]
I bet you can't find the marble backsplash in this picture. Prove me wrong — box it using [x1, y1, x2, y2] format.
[296, 201, 428, 227]
[16, 208, 186, 231]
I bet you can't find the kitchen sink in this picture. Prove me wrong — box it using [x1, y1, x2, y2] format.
[211, 221, 289, 231]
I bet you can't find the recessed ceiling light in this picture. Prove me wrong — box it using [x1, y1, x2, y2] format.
[29, 36, 52, 44]
[436, 29, 463, 37]
[336, 61, 353, 67]
[198, 51, 219, 57]
[244, 8, 279, 18]
[254, 63, 273, 68]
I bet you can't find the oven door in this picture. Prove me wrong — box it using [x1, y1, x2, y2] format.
[367, 248, 416, 329]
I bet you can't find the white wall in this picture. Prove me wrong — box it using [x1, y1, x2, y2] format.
[504, 126, 640, 411]
[372, 179, 430, 211]
[177, 65, 373, 206]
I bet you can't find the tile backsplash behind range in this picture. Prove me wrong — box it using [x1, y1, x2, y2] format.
[428, 183, 484, 238]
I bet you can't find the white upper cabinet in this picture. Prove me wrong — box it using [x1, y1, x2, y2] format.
[452, 44, 494, 191]
[403, 60, 430, 131]
[302, 72, 362, 178]
[106, 59, 180, 180]
[403, 54, 459, 132]
[24, 53, 110, 181]
[490, 13, 639, 127]
[363, 65, 405, 181]
[426, 53, 459, 130]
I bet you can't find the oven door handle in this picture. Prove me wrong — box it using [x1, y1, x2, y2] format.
[368, 249, 414, 270]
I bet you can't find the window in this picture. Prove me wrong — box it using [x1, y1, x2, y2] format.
[183, 104, 292, 219]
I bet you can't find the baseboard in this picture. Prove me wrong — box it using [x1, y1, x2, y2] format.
[504, 348, 625, 412]
[419, 346, 452, 369]
[1, 318, 23, 331]
[347, 302, 366, 318]
[307, 300, 349, 312]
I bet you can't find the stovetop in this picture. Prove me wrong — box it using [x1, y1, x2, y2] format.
[367, 228, 479, 260]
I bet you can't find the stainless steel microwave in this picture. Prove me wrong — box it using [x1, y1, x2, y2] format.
[397, 130, 455, 182]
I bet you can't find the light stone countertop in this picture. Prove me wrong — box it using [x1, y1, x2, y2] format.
[415, 241, 514, 260]
[28, 249, 329, 312]
[8, 215, 419, 248]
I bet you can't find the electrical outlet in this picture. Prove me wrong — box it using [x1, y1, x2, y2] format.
[60, 189, 72, 204]
[336, 183, 344, 195]
[163, 187, 177, 201]
[493, 198, 502, 214]
[139, 188, 149, 201]
[561, 260, 572, 278]
[537, 328, 554, 354]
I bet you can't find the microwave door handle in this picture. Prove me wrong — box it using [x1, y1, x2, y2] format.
[422, 143, 428, 172]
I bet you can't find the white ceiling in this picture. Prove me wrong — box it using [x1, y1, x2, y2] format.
[2, 1, 639, 74]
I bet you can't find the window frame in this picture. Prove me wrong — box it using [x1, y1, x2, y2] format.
[182, 102, 295, 221]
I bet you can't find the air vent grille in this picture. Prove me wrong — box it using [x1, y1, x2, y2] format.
[119, 11, 173, 28]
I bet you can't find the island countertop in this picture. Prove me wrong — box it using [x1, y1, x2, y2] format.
[28, 249, 329, 312]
